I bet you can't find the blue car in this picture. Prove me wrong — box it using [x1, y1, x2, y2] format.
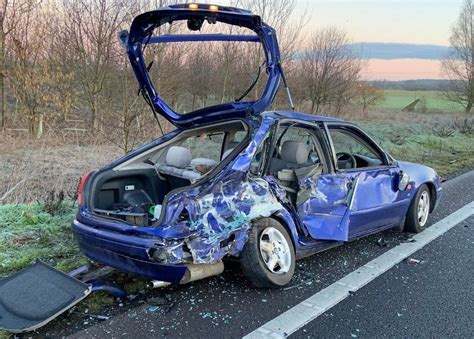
[73, 4, 442, 288]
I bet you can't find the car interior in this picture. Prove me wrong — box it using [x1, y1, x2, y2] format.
[328, 127, 385, 170]
[89, 120, 248, 226]
[265, 123, 326, 205]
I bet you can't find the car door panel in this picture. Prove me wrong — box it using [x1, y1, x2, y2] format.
[297, 174, 352, 241]
[346, 168, 406, 238]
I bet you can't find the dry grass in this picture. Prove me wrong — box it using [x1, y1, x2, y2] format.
[1, 110, 473, 204]
[0, 130, 122, 204]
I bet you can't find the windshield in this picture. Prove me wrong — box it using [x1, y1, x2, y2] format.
[143, 21, 269, 114]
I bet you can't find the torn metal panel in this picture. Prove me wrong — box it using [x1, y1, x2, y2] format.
[152, 172, 284, 264]
[149, 117, 285, 264]
[297, 174, 352, 242]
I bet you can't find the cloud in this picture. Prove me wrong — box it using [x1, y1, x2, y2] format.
[351, 43, 451, 60]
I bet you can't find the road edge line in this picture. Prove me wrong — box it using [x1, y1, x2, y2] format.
[244, 201, 474, 338]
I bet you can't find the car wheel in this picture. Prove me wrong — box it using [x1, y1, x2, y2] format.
[240, 218, 295, 288]
[405, 184, 431, 233]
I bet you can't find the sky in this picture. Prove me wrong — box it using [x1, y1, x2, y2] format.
[295, 0, 464, 79]
[299, 0, 463, 45]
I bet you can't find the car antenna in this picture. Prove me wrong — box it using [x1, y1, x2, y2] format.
[277, 60, 295, 111]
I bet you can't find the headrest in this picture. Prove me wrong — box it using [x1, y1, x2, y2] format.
[280, 140, 309, 165]
[166, 146, 192, 169]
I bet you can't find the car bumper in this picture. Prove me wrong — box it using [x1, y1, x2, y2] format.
[72, 219, 187, 283]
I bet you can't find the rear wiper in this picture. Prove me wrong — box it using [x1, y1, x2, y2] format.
[235, 61, 265, 102]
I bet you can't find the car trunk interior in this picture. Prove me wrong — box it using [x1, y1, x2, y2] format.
[88, 120, 249, 226]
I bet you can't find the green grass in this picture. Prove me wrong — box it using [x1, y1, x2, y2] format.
[0, 201, 87, 277]
[360, 121, 474, 177]
[0, 201, 150, 334]
[376, 90, 465, 113]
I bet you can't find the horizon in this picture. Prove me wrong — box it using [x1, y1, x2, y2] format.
[293, 0, 463, 80]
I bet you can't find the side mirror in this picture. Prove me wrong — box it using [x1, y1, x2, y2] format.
[398, 172, 410, 191]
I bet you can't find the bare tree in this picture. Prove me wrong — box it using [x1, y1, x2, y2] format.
[57, 0, 136, 131]
[9, 2, 62, 138]
[355, 82, 385, 116]
[298, 27, 361, 115]
[442, 0, 474, 113]
[0, 0, 37, 129]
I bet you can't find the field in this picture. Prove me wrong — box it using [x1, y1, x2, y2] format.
[375, 90, 465, 113]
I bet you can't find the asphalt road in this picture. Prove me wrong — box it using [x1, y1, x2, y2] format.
[39, 170, 474, 338]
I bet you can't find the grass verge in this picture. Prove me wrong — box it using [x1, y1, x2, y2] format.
[360, 121, 474, 177]
[0, 201, 87, 277]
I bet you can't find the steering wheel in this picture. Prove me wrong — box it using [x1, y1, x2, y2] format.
[336, 152, 357, 169]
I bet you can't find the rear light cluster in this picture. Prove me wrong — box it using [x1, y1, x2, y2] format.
[77, 170, 94, 206]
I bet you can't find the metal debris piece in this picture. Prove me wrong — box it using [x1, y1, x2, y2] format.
[89, 314, 110, 321]
[376, 237, 388, 247]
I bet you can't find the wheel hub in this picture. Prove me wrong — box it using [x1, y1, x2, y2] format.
[259, 227, 291, 274]
[417, 191, 430, 227]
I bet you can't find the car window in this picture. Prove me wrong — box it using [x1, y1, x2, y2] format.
[234, 131, 247, 143]
[276, 125, 320, 165]
[179, 132, 225, 162]
[329, 128, 383, 168]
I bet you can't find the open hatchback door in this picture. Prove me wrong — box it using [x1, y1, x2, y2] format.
[123, 3, 284, 127]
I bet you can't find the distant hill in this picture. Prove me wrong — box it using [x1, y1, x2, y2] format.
[369, 79, 459, 91]
[351, 43, 451, 60]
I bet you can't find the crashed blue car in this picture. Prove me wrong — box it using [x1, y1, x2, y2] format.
[73, 4, 442, 288]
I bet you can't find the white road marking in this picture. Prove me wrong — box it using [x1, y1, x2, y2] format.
[244, 201, 474, 338]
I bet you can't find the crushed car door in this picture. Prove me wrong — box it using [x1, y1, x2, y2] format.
[269, 122, 352, 242]
[297, 173, 352, 242]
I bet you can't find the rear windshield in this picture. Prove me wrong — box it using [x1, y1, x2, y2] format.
[143, 21, 268, 114]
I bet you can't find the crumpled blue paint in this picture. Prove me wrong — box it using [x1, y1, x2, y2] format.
[150, 117, 286, 264]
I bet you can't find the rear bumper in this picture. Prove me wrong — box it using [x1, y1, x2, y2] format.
[72, 220, 187, 282]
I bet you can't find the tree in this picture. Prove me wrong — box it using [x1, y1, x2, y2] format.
[355, 82, 385, 116]
[0, 0, 37, 129]
[10, 2, 60, 138]
[441, 0, 474, 113]
[298, 27, 361, 115]
[57, 0, 136, 131]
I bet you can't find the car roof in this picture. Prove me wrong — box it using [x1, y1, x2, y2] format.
[263, 111, 344, 123]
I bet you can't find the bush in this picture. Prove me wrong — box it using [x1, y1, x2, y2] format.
[453, 117, 474, 135]
[43, 190, 68, 216]
[431, 123, 456, 138]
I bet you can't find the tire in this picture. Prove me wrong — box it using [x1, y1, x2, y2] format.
[240, 218, 295, 288]
[404, 184, 431, 233]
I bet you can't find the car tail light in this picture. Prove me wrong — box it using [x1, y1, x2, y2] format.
[77, 170, 94, 206]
